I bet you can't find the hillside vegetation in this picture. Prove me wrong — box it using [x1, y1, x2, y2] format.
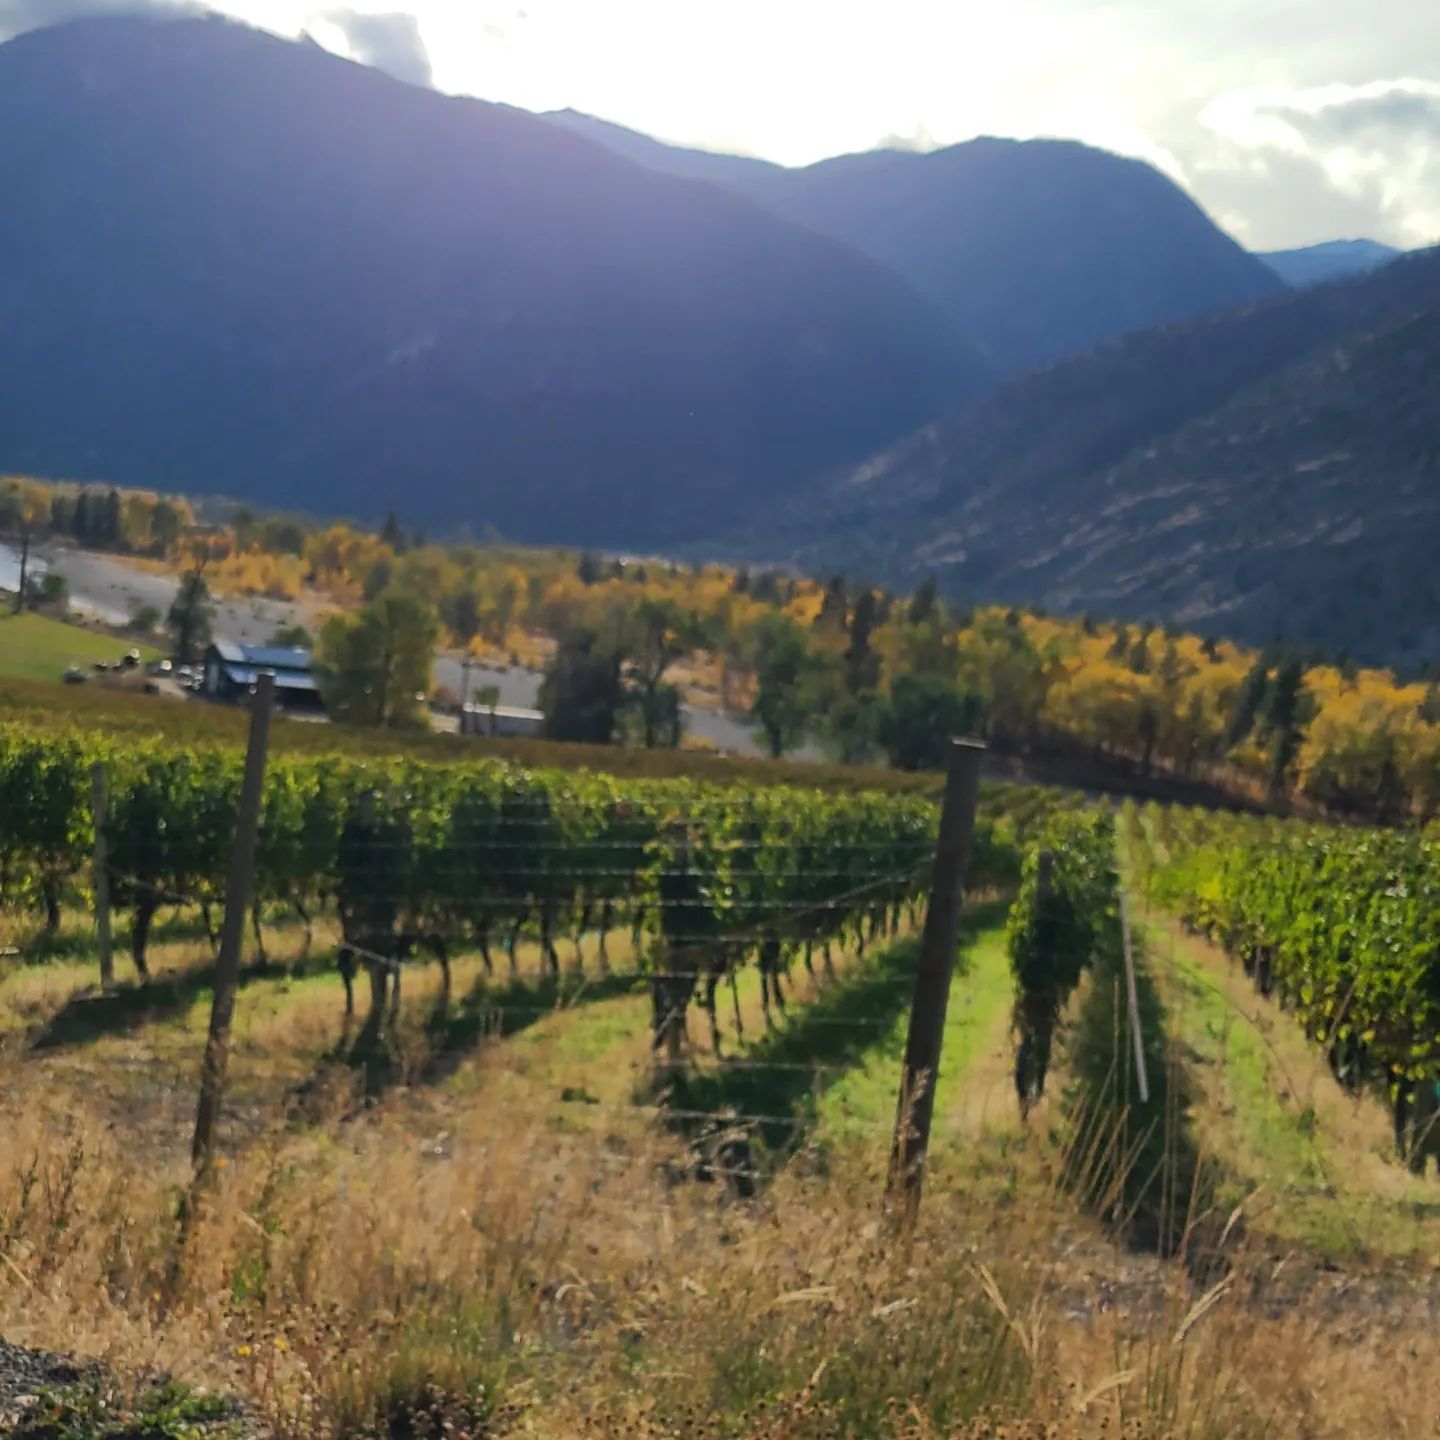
[6, 472, 1440, 824]
[772, 245, 1440, 666]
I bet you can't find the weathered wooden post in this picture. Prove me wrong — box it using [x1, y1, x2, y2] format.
[887, 738, 985, 1220]
[90, 761, 114, 989]
[192, 673, 274, 1172]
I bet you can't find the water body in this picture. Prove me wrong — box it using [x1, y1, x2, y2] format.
[0, 543, 47, 596]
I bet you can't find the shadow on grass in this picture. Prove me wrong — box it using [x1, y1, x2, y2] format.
[12, 905, 309, 967]
[659, 900, 1012, 1165]
[340, 965, 650, 1103]
[1059, 902, 1223, 1270]
[30, 948, 340, 1051]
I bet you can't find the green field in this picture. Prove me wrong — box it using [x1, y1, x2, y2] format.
[0, 610, 160, 684]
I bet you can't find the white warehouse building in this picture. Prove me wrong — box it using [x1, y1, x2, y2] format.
[460, 703, 545, 739]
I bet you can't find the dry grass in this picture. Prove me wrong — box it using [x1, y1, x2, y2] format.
[6, 1075, 1439, 1439]
[2, 915, 1440, 1438]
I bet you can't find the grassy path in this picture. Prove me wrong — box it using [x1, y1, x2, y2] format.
[3, 909, 946, 1159]
[1131, 892, 1440, 1267]
[810, 904, 1019, 1182]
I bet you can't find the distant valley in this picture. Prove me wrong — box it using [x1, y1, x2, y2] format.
[0, 12, 1433, 664]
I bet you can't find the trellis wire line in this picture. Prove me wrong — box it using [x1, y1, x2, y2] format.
[248, 836, 941, 853]
[351, 1009, 910, 1031]
[90, 803, 940, 827]
[89, 836, 940, 858]
[384, 1039, 906, 1064]
[97, 856, 935, 884]
[99, 871, 926, 913]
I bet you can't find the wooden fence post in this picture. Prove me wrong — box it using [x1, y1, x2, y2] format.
[887, 737, 985, 1219]
[192, 673, 274, 1172]
[90, 761, 114, 990]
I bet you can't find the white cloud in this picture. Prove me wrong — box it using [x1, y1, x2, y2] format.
[1, 0, 1435, 249]
[316, 7, 430, 85]
[1195, 80, 1440, 247]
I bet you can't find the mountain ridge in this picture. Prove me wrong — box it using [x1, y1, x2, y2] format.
[758, 244, 1440, 665]
[0, 13, 984, 546]
[1261, 239, 1403, 288]
[548, 108, 1286, 375]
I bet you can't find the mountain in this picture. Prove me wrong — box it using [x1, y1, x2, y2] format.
[0, 16, 986, 547]
[763, 246, 1440, 666]
[548, 111, 1285, 376]
[1262, 239, 1403, 288]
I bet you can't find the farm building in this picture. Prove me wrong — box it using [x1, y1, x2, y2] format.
[460, 702, 544, 738]
[202, 641, 325, 714]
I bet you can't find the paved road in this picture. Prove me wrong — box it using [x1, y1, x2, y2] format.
[431, 654, 797, 756]
[9, 544, 322, 644]
[4, 543, 800, 758]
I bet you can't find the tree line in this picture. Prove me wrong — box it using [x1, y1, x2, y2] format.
[3, 476, 1437, 823]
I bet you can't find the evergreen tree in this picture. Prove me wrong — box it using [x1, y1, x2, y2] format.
[167, 571, 215, 664]
[150, 499, 183, 554]
[822, 692, 884, 765]
[814, 574, 848, 635]
[380, 511, 407, 552]
[750, 570, 782, 604]
[539, 627, 626, 744]
[49, 493, 75, 537]
[1259, 657, 1311, 792]
[448, 587, 481, 646]
[843, 589, 881, 695]
[1226, 658, 1269, 748]
[102, 489, 123, 547]
[907, 576, 939, 626]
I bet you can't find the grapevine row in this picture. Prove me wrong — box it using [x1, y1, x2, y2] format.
[1138, 805, 1440, 1165]
[0, 729, 1021, 1046]
[1005, 812, 1118, 1111]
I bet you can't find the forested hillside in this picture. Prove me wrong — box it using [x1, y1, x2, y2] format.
[551, 111, 1284, 375]
[771, 245, 1440, 666]
[7, 472, 1439, 824]
[0, 15, 980, 547]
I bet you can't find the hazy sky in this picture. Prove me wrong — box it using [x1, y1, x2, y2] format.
[4, 0, 1438, 250]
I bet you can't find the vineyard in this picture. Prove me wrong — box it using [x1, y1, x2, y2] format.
[0, 728, 1039, 1065]
[3, 721, 1440, 1438]
[1132, 805, 1440, 1171]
